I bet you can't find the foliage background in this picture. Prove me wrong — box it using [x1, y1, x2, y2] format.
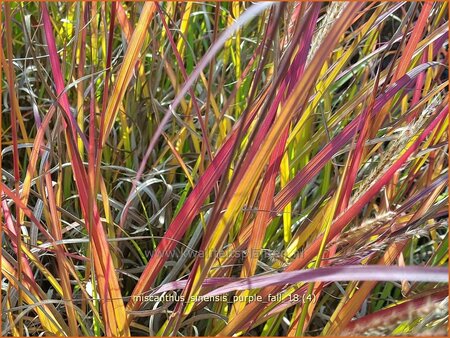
[1, 1, 448, 336]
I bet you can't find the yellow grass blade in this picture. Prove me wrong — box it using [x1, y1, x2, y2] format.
[1, 256, 68, 335]
[100, 2, 157, 146]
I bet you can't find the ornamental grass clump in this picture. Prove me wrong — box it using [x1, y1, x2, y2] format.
[1, 1, 448, 336]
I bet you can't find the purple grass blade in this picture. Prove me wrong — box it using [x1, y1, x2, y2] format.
[204, 266, 448, 297]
